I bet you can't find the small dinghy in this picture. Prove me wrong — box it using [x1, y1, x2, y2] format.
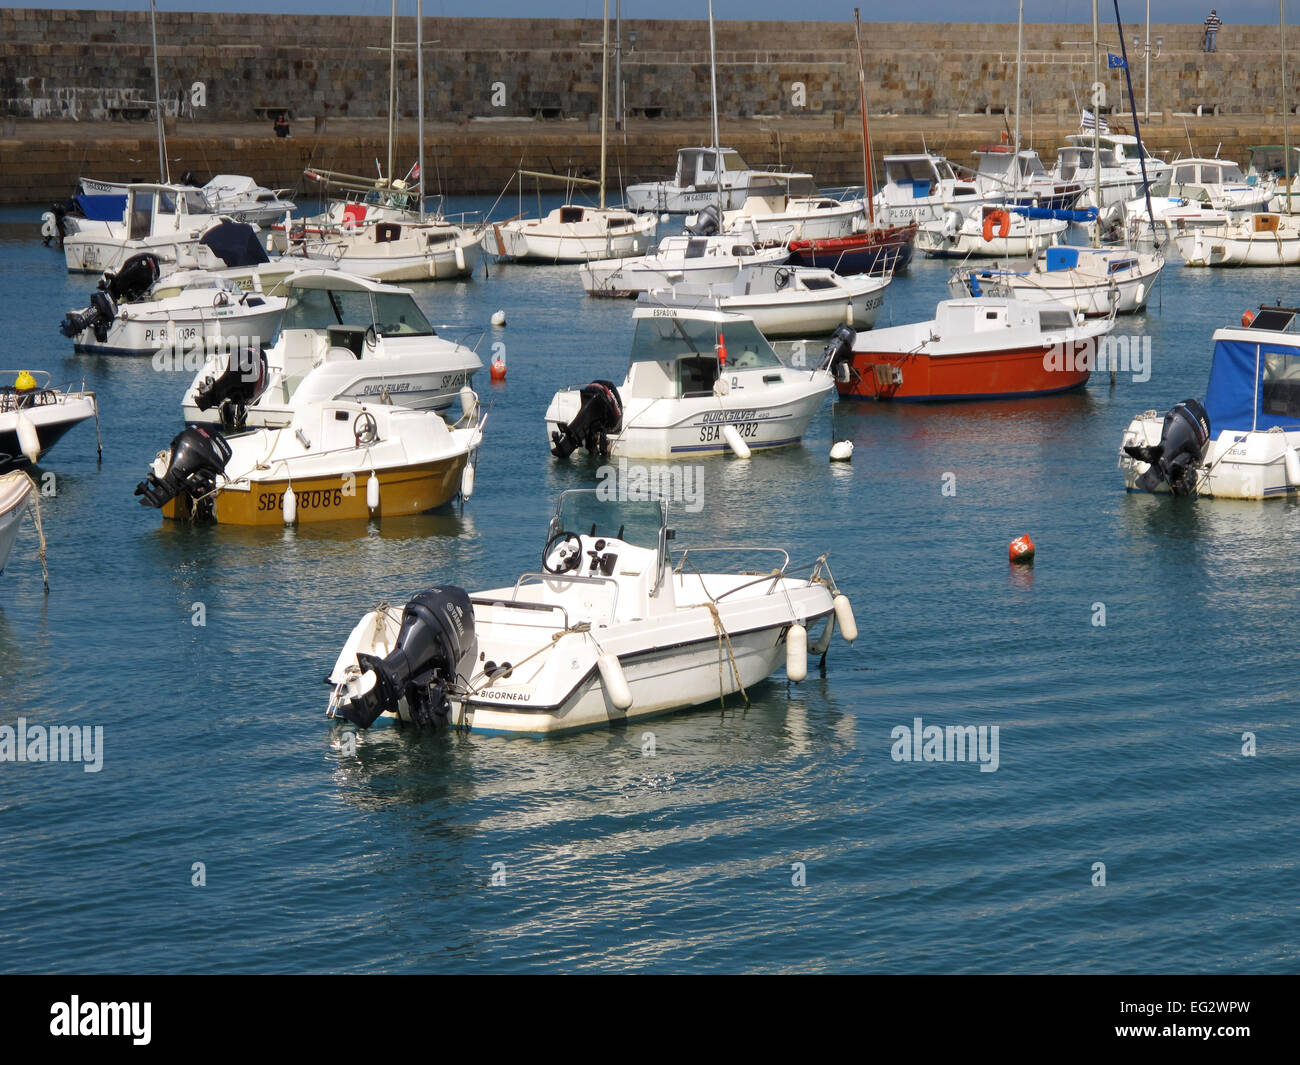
[545, 296, 846, 459]
[326, 488, 856, 735]
[1119, 304, 1300, 499]
[485, 204, 657, 264]
[0, 370, 99, 472]
[655, 263, 888, 338]
[135, 396, 484, 525]
[0, 470, 35, 576]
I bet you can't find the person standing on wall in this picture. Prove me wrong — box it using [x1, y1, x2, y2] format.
[1204, 9, 1222, 53]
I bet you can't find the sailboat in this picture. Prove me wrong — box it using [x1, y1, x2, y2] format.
[294, 0, 480, 281]
[486, 3, 657, 263]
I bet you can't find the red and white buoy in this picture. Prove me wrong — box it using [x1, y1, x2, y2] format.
[1008, 534, 1035, 564]
[490, 354, 506, 382]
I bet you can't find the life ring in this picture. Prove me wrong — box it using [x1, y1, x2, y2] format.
[1242, 309, 1255, 327]
[982, 209, 1011, 242]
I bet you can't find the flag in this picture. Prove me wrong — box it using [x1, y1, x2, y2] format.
[410, 162, 420, 181]
[1081, 109, 1110, 134]
[1107, 53, 1127, 69]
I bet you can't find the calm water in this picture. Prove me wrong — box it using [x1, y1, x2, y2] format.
[0, 198, 1296, 974]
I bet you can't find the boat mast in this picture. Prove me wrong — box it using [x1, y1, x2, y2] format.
[1092, 0, 1102, 245]
[416, 0, 425, 221]
[149, 0, 168, 184]
[600, 0, 609, 209]
[853, 9, 875, 224]
[387, 0, 396, 189]
[1285, 0, 1293, 215]
[1013, 0, 1023, 171]
[708, 0, 722, 216]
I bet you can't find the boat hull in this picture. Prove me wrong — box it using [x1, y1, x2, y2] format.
[785, 225, 917, 274]
[0, 394, 97, 471]
[1176, 230, 1300, 267]
[836, 345, 1089, 402]
[0, 471, 33, 573]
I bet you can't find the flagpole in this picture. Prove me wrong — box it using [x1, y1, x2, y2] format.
[1092, 0, 1101, 246]
[1284, 0, 1292, 215]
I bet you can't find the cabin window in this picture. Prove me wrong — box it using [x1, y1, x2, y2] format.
[1039, 310, 1073, 331]
[1201, 165, 1222, 185]
[1172, 165, 1196, 185]
[802, 276, 837, 290]
[157, 191, 177, 216]
[129, 192, 154, 239]
[678, 356, 720, 396]
[723, 152, 748, 171]
[1261, 351, 1300, 417]
[685, 238, 709, 259]
[560, 206, 584, 224]
[372, 292, 434, 336]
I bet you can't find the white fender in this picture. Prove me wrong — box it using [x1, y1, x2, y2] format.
[455, 244, 467, 272]
[366, 472, 380, 511]
[282, 484, 297, 524]
[459, 385, 478, 422]
[1286, 446, 1300, 487]
[786, 623, 808, 682]
[15, 411, 40, 464]
[721, 423, 751, 459]
[460, 463, 475, 500]
[833, 594, 858, 643]
[598, 652, 633, 710]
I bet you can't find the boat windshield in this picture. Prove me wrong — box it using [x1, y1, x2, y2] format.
[886, 157, 942, 184]
[552, 490, 666, 552]
[283, 287, 434, 336]
[629, 314, 782, 370]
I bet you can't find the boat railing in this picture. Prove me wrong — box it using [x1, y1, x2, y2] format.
[510, 573, 621, 625]
[470, 595, 571, 632]
[672, 545, 790, 583]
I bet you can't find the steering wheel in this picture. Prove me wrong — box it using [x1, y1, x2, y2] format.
[774, 267, 792, 291]
[213, 290, 230, 308]
[542, 531, 583, 574]
[353, 411, 379, 446]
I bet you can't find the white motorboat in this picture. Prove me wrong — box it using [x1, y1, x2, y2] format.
[625, 147, 814, 214]
[872, 152, 987, 226]
[181, 269, 482, 430]
[970, 147, 1083, 210]
[136, 394, 484, 525]
[0, 470, 35, 576]
[484, 202, 657, 263]
[699, 193, 865, 243]
[1176, 213, 1300, 266]
[918, 204, 1067, 258]
[1119, 305, 1300, 499]
[296, 217, 481, 282]
[62, 183, 242, 273]
[545, 295, 844, 459]
[199, 174, 296, 227]
[0, 370, 99, 471]
[950, 245, 1163, 316]
[1052, 132, 1169, 207]
[657, 263, 888, 338]
[581, 232, 789, 298]
[1246, 144, 1300, 211]
[325, 488, 856, 735]
[1124, 158, 1270, 239]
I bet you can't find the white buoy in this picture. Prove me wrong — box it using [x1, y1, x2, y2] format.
[282, 484, 297, 524]
[597, 652, 633, 710]
[786, 623, 808, 682]
[455, 244, 467, 272]
[366, 472, 380, 512]
[833, 594, 858, 643]
[1286, 446, 1300, 487]
[15, 411, 40, 464]
[660, 213, 670, 223]
[460, 462, 475, 500]
[829, 440, 854, 462]
[721, 423, 751, 459]
[490, 309, 506, 327]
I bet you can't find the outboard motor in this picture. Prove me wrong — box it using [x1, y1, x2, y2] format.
[134, 425, 233, 519]
[550, 380, 623, 459]
[99, 252, 161, 304]
[687, 204, 722, 237]
[193, 346, 270, 431]
[336, 587, 478, 729]
[1123, 398, 1211, 496]
[820, 324, 857, 382]
[59, 290, 118, 342]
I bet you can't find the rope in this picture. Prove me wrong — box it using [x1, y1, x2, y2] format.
[21, 472, 49, 593]
[705, 600, 748, 710]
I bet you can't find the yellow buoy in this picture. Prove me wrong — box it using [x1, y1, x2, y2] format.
[14, 370, 36, 392]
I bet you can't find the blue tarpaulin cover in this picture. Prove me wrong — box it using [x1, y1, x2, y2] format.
[1044, 247, 1080, 271]
[74, 193, 127, 222]
[1007, 205, 1099, 223]
[1203, 338, 1300, 432]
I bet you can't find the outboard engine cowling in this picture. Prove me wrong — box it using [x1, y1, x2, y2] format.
[59, 289, 118, 342]
[820, 324, 856, 381]
[688, 204, 722, 237]
[550, 379, 624, 459]
[134, 425, 233, 518]
[1124, 398, 1211, 496]
[336, 587, 478, 729]
[99, 252, 162, 304]
[193, 346, 270, 431]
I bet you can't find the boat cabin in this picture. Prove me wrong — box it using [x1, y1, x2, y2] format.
[275, 271, 436, 363]
[122, 183, 214, 238]
[882, 153, 963, 197]
[1164, 159, 1248, 198]
[676, 147, 748, 189]
[1207, 307, 1300, 429]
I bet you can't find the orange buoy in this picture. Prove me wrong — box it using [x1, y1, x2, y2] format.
[1009, 534, 1035, 564]
[1242, 309, 1255, 328]
[489, 356, 506, 382]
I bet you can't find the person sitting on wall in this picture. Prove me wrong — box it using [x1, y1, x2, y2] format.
[274, 112, 291, 138]
[1204, 9, 1222, 53]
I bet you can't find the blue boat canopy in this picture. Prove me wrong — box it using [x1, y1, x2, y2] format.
[1007, 204, 1099, 223]
[74, 193, 127, 222]
[1203, 335, 1300, 433]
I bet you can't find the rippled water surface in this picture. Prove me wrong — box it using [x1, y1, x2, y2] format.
[0, 198, 1296, 973]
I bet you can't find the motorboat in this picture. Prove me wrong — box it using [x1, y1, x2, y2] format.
[0, 471, 34, 576]
[970, 147, 1083, 210]
[695, 193, 865, 243]
[1176, 213, 1300, 267]
[180, 269, 482, 429]
[1123, 158, 1271, 239]
[655, 263, 888, 338]
[50, 174, 294, 236]
[917, 204, 1068, 258]
[873, 152, 986, 226]
[62, 183, 243, 273]
[1052, 132, 1169, 207]
[1119, 304, 1300, 499]
[545, 295, 845, 459]
[1245, 145, 1300, 211]
[625, 147, 814, 214]
[580, 230, 789, 298]
[829, 296, 1113, 402]
[484, 202, 657, 263]
[135, 395, 484, 525]
[0, 370, 99, 471]
[295, 217, 481, 282]
[949, 244, 1163, 316]
[325, 488, 857, 734]
[785, 222, 917, 275]
[199, 174, 296, 227]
